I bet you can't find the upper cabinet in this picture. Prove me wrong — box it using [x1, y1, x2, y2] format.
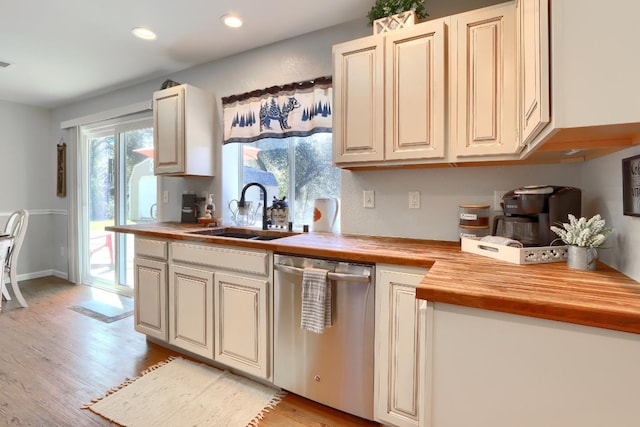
[333, 19, 446, 165]
[153, 84, 215, 176]
[333, 35, 385, 163]
[517, 0, 550, 148]
[450, 2, 519, 159]
[333, 2, 526, 168]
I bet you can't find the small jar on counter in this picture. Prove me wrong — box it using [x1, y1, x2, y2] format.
[459, 225, 490, 240]
[459, 205, 490, 227]
[459, 204, 490, 241]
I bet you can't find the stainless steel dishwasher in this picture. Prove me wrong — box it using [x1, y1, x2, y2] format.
[273, 254, 375, 421]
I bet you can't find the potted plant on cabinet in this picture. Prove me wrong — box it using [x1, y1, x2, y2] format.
[550, 214, 612, 271]
[367, 0, 428, 33]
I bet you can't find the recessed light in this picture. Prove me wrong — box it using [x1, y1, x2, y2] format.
[0, 61, 10, 68]
[131, 27, 157, 40]
[221, 14, 243, 28]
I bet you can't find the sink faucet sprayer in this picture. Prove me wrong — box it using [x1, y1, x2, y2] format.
[239, 182, 269, 230]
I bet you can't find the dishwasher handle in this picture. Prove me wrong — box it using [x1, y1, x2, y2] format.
[274, 263, 371, 284]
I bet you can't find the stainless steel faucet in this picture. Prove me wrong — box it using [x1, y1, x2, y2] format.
[239, 182, 268, 230]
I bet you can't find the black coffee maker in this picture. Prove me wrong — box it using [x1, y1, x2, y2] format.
[492, 186, 581, 246]
[181, 194, 200, 223]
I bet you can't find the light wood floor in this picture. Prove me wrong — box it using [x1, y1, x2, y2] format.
[0, 277, 378, 426]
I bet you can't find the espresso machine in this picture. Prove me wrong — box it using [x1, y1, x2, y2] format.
[492, 186, 581, 246]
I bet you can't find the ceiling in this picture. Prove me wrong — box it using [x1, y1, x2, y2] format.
[0, 0, 370, 108]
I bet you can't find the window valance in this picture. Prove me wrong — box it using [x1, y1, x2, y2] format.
[221, 76, 332, 144]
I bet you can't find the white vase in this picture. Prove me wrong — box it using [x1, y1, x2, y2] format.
[373, 10, 416, 34]
[567, 246, 598, 271]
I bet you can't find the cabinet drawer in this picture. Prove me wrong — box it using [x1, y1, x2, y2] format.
[172, 242, 269, 276]
[135, 237, 168, 260]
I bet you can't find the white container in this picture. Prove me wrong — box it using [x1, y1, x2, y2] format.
[461, 237, 568, 265]
[311, 198, 339, 232]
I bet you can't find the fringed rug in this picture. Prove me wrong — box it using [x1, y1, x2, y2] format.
[84, 357, 286, 426]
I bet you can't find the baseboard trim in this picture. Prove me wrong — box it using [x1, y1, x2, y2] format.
[17, 269, 69, 282]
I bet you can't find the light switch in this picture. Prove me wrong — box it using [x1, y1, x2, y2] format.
[363, 190, 375, 208]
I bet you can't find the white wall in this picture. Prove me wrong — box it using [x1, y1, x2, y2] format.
[341, 164, 582, 240]
[581, 144, 640, 281]
[0, 100, 65, 278]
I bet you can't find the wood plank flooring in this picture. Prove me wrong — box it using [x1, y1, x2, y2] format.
[0, 277, 378, 426]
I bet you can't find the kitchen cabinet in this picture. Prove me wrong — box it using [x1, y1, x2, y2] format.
[133, 236, 272, 379]
[214, 272, 269, 379]
[333, 35, 384, 163]
[450, 1, 519, 159]
[133, 237, 168, 341]
[153, 83, 214, 176]
[171, 240, 272, 380]
[333, 19, 446, 165]
[168, 264, 214, 358]
[375, 264, 429, 427]
[425, 303, 640, 427]
[517, 0, 550, 148]
[332, 1, 561, 166]
[521, 0, 640, 162]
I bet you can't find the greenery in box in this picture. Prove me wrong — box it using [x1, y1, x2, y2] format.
[367, 0, 428, 26]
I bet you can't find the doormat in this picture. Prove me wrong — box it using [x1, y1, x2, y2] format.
[84, 357, 286, 427]
[69, 299, 133, 323]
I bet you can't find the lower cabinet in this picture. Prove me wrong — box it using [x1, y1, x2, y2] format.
[169, 264, 214, 359]
[214, 272, 269, 379]
[375, 264, 429, 427]
[133, 237, 272, 380]
[134, 237, 168, 341]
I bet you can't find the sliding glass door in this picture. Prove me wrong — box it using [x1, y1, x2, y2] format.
[81, 115, 155, 295]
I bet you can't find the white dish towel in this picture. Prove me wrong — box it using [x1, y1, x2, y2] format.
[301, 267, 332, 334]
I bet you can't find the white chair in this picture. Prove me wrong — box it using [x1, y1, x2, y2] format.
[2, 210, 29, 308]
[0, 236, 12, 311]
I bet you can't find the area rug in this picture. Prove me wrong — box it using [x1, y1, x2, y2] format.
[69, 299, 134, 323]
[84, 357, 286, 426]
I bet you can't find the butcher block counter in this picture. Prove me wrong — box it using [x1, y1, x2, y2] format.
[107, 222, 640, 334]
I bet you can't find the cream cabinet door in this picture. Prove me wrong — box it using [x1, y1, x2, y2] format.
[451, 2, 519, 158]
[375, 265, 428, 427]
[214, 272, 269, 379]
[153, 85, 185, 174]
[333, 35, 385, 164]
[385, 20, 446, 161]
[134, 257, 167, 341]
[518, 0, 550, 148]
[169, 264, 214, 358]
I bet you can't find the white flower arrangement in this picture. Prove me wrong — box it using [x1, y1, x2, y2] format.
[550, 214, 612, 248]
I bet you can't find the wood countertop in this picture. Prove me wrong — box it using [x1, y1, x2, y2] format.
[107, 223, 640, 335]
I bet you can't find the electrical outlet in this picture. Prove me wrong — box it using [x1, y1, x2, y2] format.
[162, 190, 169, 203]
[409, 191, 420, 209]
[493, 190, 507, 211]
[363, 190, 375, 208]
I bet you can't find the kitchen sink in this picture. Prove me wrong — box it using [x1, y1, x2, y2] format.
[186, 227, 291, 241]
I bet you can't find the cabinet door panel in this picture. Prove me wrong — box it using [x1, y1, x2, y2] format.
[519, 0, 550, 147]
[333, 36, 384, 163]
[153, 85, 184, 174]
[134, 258, 167, 340]
[386, 20, 446, 160]
[169, 265, 214, 358]
[453, 3, 518, 157]
[215, 272, 269, 379]
[376, 266, 427, 427]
